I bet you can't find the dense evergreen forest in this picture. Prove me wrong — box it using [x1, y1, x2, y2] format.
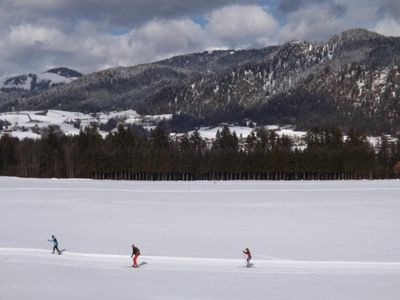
[1, 125, 400, 180]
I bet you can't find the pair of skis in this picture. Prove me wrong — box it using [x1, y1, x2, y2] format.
[51, 249, 66, 255]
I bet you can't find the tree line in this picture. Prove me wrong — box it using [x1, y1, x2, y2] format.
[1, 125, 400, 180]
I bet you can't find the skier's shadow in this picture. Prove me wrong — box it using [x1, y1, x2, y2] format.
[137, 261, 147, 267]
[121, 261, 148, 268]
[246, 263, 254, 268]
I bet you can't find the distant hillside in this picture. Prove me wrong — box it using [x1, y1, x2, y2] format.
[0, 67, 82, 93]
[0, 29, 399, 134]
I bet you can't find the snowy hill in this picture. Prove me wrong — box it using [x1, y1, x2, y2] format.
[0, 68, 82, 92]
[0, 109, 396, 152]
[0, 109, 172, 139]
[1, 178, 400, 299]
[0, 109, 310, 150]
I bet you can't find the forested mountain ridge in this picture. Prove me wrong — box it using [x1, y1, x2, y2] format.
[0, 29, 399, 133]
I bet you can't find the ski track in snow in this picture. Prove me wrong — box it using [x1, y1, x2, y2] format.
[1, 248, 400, 275]
[1, 179, 400, 299]
[2, 187, 400, 193]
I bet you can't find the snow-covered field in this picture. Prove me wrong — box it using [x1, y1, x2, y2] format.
[1, 178, 400, 299]
[0, 110, 173, 139]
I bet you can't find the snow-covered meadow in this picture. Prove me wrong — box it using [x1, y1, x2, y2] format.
[0, 110, 173, 139]
[1, 178, 400, 299]
[0, 110, 304, 141]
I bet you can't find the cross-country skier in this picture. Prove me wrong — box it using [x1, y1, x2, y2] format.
[48, 235, 61, 255]
[131, 244, 141, 268]
[243, 248, 252, 267]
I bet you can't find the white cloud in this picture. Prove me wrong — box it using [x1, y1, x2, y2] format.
[0, 5, 280, 76]
[373, 17, 400, 37]
[279, 4, 349, 41]
[206, 5, 278, 48]
[8, 24, 62, 47]
[379, 0, 400, 21]
[125, 19, 208, 63]
[0, 1, 399, 77]
[2, 0, 256, 28]
[0, 22, 116, 75]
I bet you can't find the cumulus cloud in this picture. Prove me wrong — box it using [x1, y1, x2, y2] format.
[1, 0, 400, 77]
[2, 0, 257, 28]
[0, 4, 279, 76]
[205, 5, 278, 48]
[8, 24, 63, 47]
[276, 0, 388, 42]
[0, 18, 207, 75]
[379, 0, 400, 21]
[124, 19, 208, 63]
[279, 4, 349, 41]
[373, 17, 400, 37]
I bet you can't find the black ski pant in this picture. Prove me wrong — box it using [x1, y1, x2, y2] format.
[53, 245, 61, 254]
[246, 257, 251, 265]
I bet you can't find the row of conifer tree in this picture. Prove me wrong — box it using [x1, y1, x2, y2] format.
[1, 125, 400, 180]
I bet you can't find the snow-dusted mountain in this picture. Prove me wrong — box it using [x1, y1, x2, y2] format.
[0, 67, 82, 92]
[1, 29, 400, 133]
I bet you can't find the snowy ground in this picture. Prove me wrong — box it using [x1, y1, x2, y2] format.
[0, 110, 173, 139]
[1, 178, 400, 299]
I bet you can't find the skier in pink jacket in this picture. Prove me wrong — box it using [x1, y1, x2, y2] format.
[131, 244, 141, 268]
[243, 248, 252, 267]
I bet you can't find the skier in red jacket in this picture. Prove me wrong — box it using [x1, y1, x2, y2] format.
[243, 248, 252, 267]
[131, 244, 141, 268]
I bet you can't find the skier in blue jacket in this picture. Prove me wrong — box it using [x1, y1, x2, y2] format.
[48, 235, 61, 254]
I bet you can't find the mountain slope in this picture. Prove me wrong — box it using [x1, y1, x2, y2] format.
[0, 29, 399, 133]
[0, 67, 82, 92]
